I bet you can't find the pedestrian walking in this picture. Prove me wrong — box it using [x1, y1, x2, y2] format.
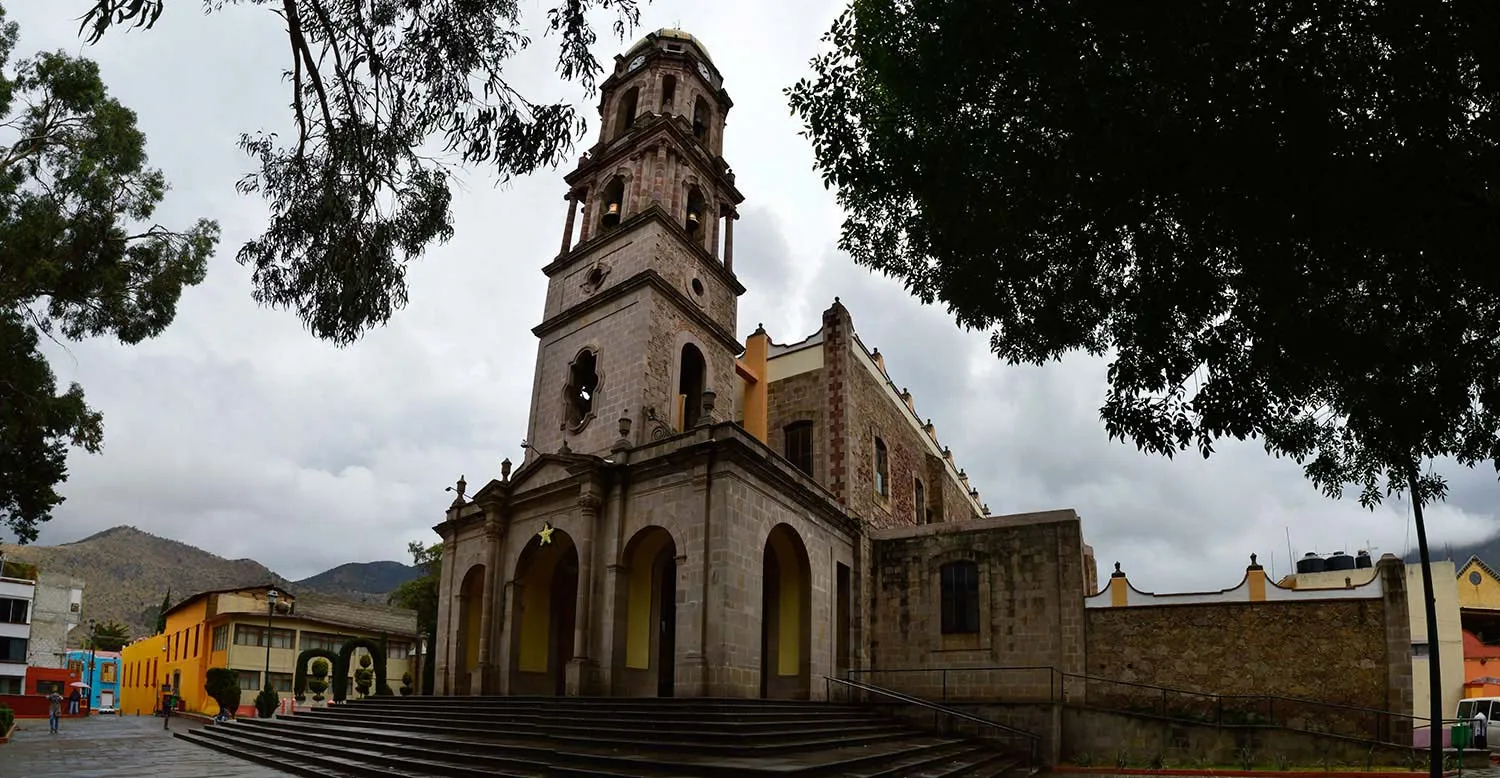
[46, 691, 63, 733]
[1475, 709, 1489, 750]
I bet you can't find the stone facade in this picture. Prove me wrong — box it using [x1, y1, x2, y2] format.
[26, 572, 84, 669]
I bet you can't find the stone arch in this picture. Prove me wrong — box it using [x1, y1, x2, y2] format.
[614, 525, 680, 697]
[761, 522, 813, 699]
[292, 648, 339, 701]
[613, 84, 641, 139]
[455, 563, 485, 695]
[509, 526, 580, 696]
[599, 174, 627, 230]
[667, 331, 713, 432]
[333, 637, 390, 701]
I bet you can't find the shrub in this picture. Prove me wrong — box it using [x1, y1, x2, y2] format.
[400, 671, 413, 696]
[0, 703, 14, 734]
[311, 658, 330, 678]
[204, 668, 241, 720]
[308, 678, 328, 702]
[354, 654, 374, 698]
[254, 684, 280, 718]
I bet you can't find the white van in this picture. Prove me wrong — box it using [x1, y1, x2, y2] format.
[1457, 697, 1500, 736]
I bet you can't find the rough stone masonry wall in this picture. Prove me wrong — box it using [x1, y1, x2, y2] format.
[765, 368, 827, 485]
[1085, 597, 1401, 740]
[868, 513, 1088, 698]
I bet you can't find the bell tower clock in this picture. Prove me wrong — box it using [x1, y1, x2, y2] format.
[523, 28, 746, 462]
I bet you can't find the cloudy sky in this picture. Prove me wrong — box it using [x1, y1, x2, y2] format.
[7, 2, 1498, 591]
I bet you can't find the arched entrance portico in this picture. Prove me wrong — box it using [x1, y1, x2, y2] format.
[509, 528, 579, 696]
[760, 523, 812, 700]
[615, 526, 679, 697]
[455, 564, 485, 695]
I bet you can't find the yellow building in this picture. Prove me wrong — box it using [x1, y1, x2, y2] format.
[1280, 555, 1464, 722]
[120, 585, 418, 717]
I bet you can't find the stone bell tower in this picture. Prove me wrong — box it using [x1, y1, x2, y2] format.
[524, 28, 747, 462]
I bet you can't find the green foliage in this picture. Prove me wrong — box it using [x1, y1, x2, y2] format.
[310, 658, 329, 678]
[388, 541, 440, 638]
[153, 590, 169, 635]
[253, 684, 279, 718]
[400, 671, 413, 696]
[79, 0, 645, 346]
[88, 620, 130, 652]
[0, 5, 219, 544]
[788, 1, 1500, 510]
[204, 667, 241, 718]
[0, 702, 13, 734]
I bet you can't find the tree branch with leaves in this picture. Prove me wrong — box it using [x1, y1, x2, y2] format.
[78, 0, 644, 346]
[0, 6, 219, 544]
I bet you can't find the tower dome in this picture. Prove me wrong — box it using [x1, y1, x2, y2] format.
[625, 27, 714, 64]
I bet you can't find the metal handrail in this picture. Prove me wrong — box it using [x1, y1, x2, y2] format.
[825, 675, 1040, 766]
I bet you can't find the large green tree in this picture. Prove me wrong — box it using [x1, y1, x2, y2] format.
[0, 6, 218, 544]
[87, 620, 130, 652]
[789, 2, 1500, 774]
[79, 0, 644, 346]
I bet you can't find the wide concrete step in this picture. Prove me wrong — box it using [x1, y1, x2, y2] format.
[183, 698, 1035, 778]
[300, 705, 891, 734]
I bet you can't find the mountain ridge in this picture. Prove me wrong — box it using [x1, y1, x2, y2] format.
[1, 525, 418, 644]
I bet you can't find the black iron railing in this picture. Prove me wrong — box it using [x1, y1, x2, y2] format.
[847, 665, 1426, 747]
[825, 675, 1040, 766]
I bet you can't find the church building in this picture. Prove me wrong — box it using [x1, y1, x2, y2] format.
[433, 28, 1100, 700]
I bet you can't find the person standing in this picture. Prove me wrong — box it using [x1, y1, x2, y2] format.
[66, 687, 80, 715]
[1474, 708, 1489, 750]
[46, 691, 63, 734]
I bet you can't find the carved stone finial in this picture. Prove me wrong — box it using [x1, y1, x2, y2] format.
[1111, 562, 1125, 578]
[699, 389, 717, 426]
[834, 296, 840, 304]
[755, 322, 765, 334]
[501, 459, 512, 481]
[455, 475, 467, 497]
[982, 503, 990, 515]
[559, 440, 572, 455]
[619, 415, 633, 439]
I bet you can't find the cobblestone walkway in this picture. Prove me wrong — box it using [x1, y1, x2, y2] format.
[0, 714, 296, 778]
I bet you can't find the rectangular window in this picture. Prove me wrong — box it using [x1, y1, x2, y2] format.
[68, 659, 83, 675]
[301, 632, 352, 653]
[101, 663, 117, 684]
[1412, 642, 1431, 658]
[0, 636, 27, 662]
[0, 597, 28, 624]
[35, 679, 63, 695]
[387, 642, 412, 660]
[0, 677, 19, 695]
[266, 672, 294, 693]
[237, 671, 262, 691]
[914, 479, 927, 524]
[783, 421, 814, 476]
[212, 625, 229, 651]
[235, 625, 296, 648]
[193, 625, 200, 657]
[940, 561, 981, 635]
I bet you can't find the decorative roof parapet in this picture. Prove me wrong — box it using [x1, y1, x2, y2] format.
[1085, 553, 1396, 609]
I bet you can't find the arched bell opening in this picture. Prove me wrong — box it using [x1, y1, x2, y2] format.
[509, 528, 579, 696]
[660, 75, 677, 115]
[685, 187, 707, 241]
[600, 176, 626, 230]
[677, 343, 707, 430]
[692, 96, 712, 143]
[760, 523, 812, 700]
[614, 86, 640, 140]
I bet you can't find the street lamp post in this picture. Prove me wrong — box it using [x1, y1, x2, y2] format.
[86, 619, 97, 714]
[264, 589, 278, 711]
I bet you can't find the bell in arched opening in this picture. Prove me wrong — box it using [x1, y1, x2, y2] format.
[602, 201, 622, 227]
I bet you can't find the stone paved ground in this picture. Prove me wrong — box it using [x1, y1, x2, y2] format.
[0, 714, 296, 778]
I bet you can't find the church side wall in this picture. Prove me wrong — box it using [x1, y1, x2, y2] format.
[841, 346, 938, 529]
[765, 368, 827, 484]
[867, 515, 1088, 698]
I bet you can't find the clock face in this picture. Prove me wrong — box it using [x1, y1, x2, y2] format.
[628, 54, 645, 72]
[697, 61, 712, 81]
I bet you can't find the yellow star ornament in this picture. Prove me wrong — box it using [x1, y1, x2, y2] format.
[537, 522, 556, 546]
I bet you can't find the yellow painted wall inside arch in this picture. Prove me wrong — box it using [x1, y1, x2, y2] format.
[1457, 559, 1500, 610]
[518, 545, 568, 673]
[625, 530, 673, 670]
[768, 529, 803, 677]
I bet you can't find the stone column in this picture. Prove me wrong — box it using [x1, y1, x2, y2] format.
[709, 205, 721, 260]
[559, 191, 579, 255]
[439, 535, 458, 694]
[567, 492, 603, 695]
[578, 188, 594, 244]
[473, 516, 501, 695]
[723, 211, 736, 272]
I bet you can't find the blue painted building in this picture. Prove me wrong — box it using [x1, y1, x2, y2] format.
[64, 648, 122, 711]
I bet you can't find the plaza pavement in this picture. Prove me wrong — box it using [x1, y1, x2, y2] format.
[0, 713, 296, 777]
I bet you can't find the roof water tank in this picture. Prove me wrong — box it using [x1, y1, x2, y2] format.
[1296, 552, 1327, 574]
[1326, 551, 1357, 572]
[1355, 550, 1374, 569]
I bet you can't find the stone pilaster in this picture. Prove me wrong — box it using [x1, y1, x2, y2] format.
[567, 491, 604, 695]
[473, 515, 502, 695]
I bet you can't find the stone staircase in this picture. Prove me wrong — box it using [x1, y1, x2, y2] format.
[177, 696, 1033, 777]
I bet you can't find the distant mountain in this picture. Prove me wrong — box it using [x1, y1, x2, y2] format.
[1402, 531, 1500, 571]
[293, 561, 419, 605]
[0, 526, 289, 646]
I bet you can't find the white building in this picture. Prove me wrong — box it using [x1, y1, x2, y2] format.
[0, 563, 37, 695]
[26, 572, 85, 670]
